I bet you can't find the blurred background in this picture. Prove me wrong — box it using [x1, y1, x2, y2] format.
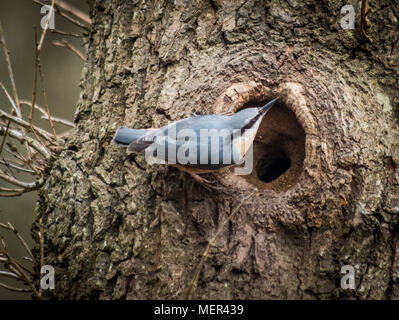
[0, 0, 88, 299]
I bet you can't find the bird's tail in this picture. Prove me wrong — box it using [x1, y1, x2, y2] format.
[113, 127, 152, 146]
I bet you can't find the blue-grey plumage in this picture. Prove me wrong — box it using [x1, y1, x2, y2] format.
[113, 127, 154, 146]
[113, 98, 277, 171]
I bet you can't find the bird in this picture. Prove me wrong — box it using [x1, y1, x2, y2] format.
[113, 97, 278, 189]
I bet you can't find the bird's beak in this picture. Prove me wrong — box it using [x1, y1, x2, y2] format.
[260, 97, 278, 114]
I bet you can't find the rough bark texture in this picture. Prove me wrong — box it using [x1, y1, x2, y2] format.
[34, 0, 399, 299]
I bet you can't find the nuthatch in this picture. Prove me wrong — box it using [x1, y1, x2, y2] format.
[113, 98, 277, 188]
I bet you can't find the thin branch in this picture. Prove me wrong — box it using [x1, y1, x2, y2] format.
[0, 187, 25, 193]
[0, 160, 35, 174]
[0, 126, 51, 159]
[33, 0, 89, 30]
[22, 256, 34, 263]
[0, 83, 18, 162]
[0, 82, 21, 118]
[20, 99, 47, 115]
[50, 28, 87, 38]
[0, 167, 40, 190]
[20, 99, 75, 128]
[39, 218, 45, 298]
[0, 21, 21, 116]
[0, 281, 31, 292]
[0, 193, 25, 197]
[2, 146, 25, 163]
[37, 0, 55, 53]
[0, 109, 54, 142]
[0, 247, 38, 296]
[38, 63, 57, 139]
[41, 113, 75, 128]
[0, 121, 10, 158]
[51, 39, 85, 61]
[54, 0, 91, 25]
[30, 27, 40, 133]
[28, 27, 55, 152]
[6, 141, 42, 175]
[39, 219, 44, 268]
[0, 270, 20, 279]
[0, 222, 36, 264]
[2, 155, 27, 167]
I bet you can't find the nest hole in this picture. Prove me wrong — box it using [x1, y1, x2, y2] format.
[256, 148, 291, 183]
[239, 99, 306, 192]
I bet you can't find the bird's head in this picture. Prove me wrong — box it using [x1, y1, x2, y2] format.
[231, 97, 278, 131]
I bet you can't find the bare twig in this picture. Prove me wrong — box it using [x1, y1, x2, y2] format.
[0, 160, 35, 174]
[38, 63, 57, 140]
[29, 25, 56, 151]
[33, 0, 90, 30]
[0, 270, 20, 280]
[51, 39, 85, 61]
[0, 187, 25, 193]
[0, 21, 21, 116]
[0, 192, 25, 197]
[2, 145, 25, 163]
[20, 99, 75, 128]
[30, 27, 40, 131]
[42, 113, 75, 128]
[0, 109, 54, 142]
[0, 126, 51, 159]
[0, 222, 36, 264]
[23, 256, 34, 263]
[50, 28, 87, 38]
[0, 237, 39, 297]
[0, 281, 31, 292]
[37, 0, 55, 53]
[39, 219, 44, 269]
[0, 121, 10, 158]
[2, 155, 26, 167]
[0, 83, 17, 160]
[39, 218, 45, 298]
[0, 82, 21, 118]
[6, 141, 42, 175]
[54, 0, 91, 25]
[0, 167, 41, 190]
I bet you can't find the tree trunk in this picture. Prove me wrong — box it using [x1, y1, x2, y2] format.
[35, 0, 399, 299]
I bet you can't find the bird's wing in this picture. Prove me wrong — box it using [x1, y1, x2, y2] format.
[143, 134, 196, 163]
[127, 129, 159, 153]
[144, 134, 237, 170]
[127, 114, 232, 153]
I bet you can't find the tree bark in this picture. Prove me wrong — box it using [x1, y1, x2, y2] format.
[35, 0, 399, 299]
